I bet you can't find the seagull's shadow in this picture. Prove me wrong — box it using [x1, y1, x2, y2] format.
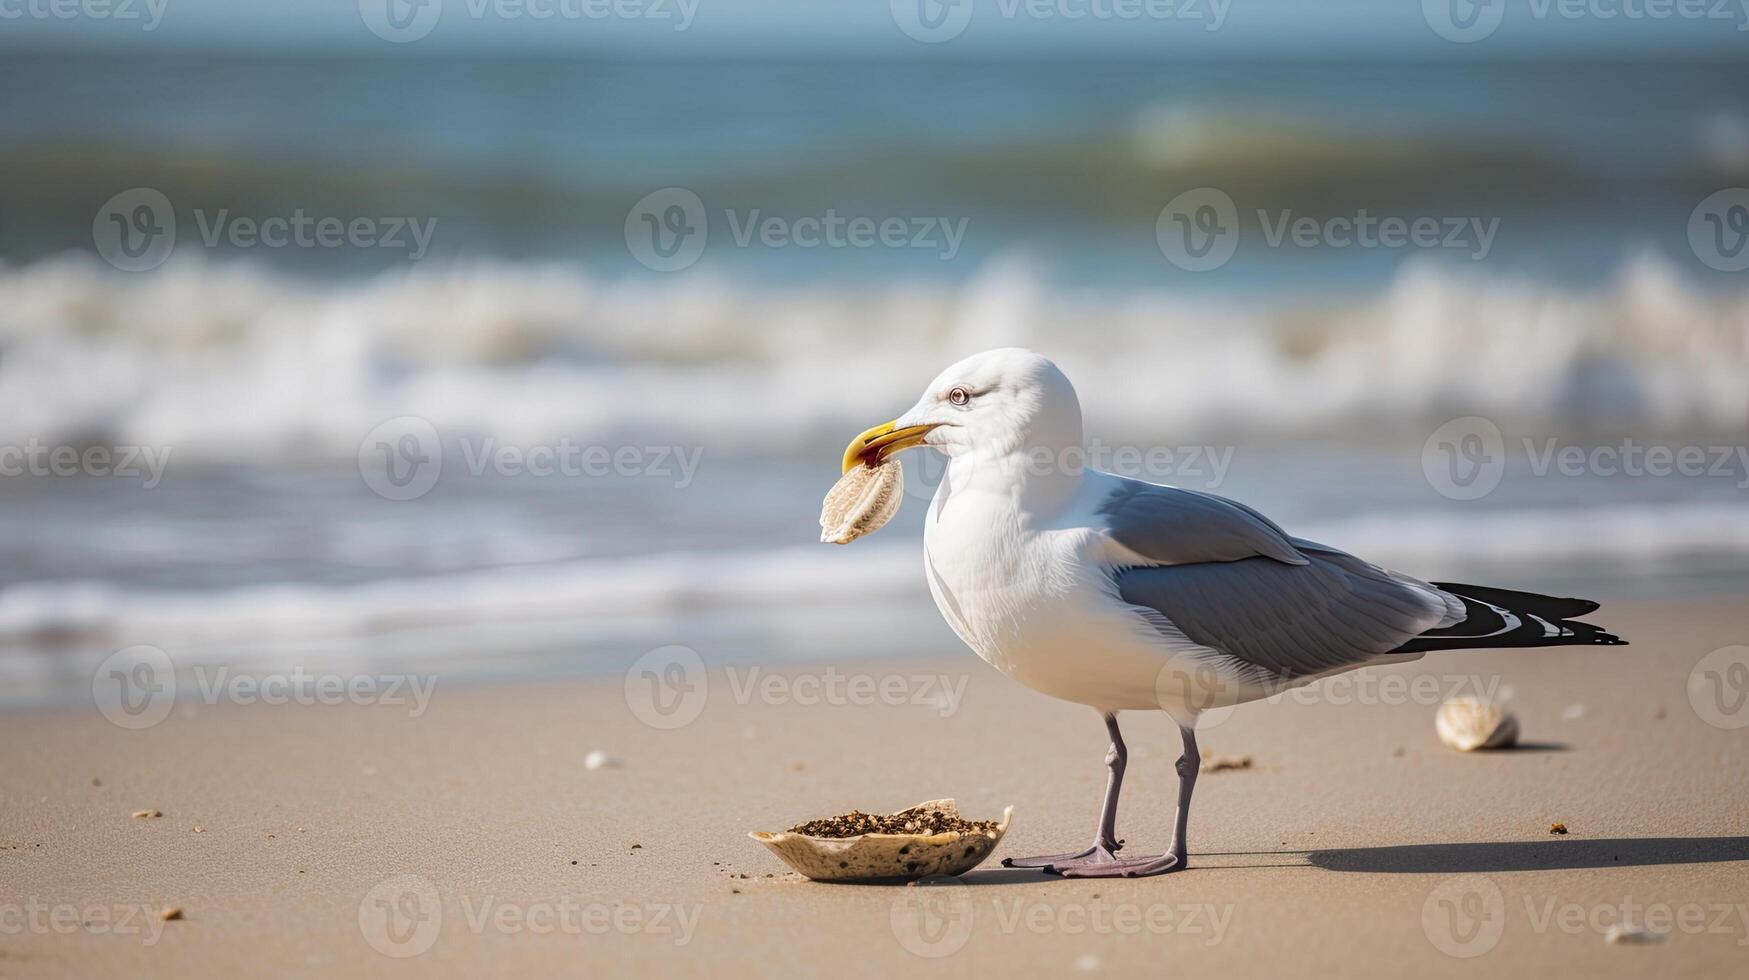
[966, 837, 1749, 883]
[1307, 836, 1749, 874]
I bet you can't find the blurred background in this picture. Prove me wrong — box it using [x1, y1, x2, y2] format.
[1, 0, 1745, 704]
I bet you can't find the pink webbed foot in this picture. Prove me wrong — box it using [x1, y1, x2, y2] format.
[1057, 852, 1184, 878]
[1001, 844, 1122, 872]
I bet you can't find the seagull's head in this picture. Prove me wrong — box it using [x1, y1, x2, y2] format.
[841, 347, 1083, 473]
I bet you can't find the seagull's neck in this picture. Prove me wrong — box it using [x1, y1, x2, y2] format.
[944, 442, 1085, 519]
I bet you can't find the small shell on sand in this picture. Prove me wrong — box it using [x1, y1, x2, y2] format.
[819, 459, 903, 545]
[751, 799, 1012, 884]
[159, 907, 183, 921]
[582, 750, 622, 771]
[132, 809, 162, 819]
[1435, 697, 1519, 751]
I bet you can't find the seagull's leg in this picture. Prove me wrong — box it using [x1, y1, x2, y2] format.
[1001, 712, 1137, 870]
[1060, 724, 1198, 878]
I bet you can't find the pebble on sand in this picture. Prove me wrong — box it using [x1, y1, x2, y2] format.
[1604, 922, 1663, 945]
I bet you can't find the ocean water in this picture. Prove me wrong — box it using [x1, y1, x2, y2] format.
[1, 55, 1746, 704]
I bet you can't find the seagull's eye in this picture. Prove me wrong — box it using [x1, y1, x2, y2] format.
[947, 386, 971, 407]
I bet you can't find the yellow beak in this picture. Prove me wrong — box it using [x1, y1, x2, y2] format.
[841, 420, 940, 474]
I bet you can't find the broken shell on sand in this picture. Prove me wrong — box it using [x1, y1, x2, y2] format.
[751, 799, 1013, 883]
[819, 459, 904, 545]
[1435, 696, 1520, 752]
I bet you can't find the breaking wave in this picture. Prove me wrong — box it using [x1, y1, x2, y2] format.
[0, 251, 1744, 465]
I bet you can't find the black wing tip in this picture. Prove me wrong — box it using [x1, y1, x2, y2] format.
[1431, 582, 1604, 621]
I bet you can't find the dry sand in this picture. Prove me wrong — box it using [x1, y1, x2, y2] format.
[2, 597, 1746, 977]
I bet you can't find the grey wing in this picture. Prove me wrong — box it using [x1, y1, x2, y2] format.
[1115, 539, 1460, 682]
[1098, 479, 1308, 567]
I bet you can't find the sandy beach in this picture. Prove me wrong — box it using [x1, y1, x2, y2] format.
[2, 596, 1744, 977]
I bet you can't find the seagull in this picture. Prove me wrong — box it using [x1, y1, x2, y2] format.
[840, 348, 1625, 878]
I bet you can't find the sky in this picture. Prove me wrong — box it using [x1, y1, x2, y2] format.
[2, 0, 1748, 58]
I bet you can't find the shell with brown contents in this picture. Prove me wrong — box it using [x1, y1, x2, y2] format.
[751, 799, 1013, 883]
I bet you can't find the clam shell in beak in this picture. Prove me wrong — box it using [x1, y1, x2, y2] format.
[819, 458, 904, 544]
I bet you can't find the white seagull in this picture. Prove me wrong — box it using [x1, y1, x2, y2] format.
[840, 348, 1624, 878]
